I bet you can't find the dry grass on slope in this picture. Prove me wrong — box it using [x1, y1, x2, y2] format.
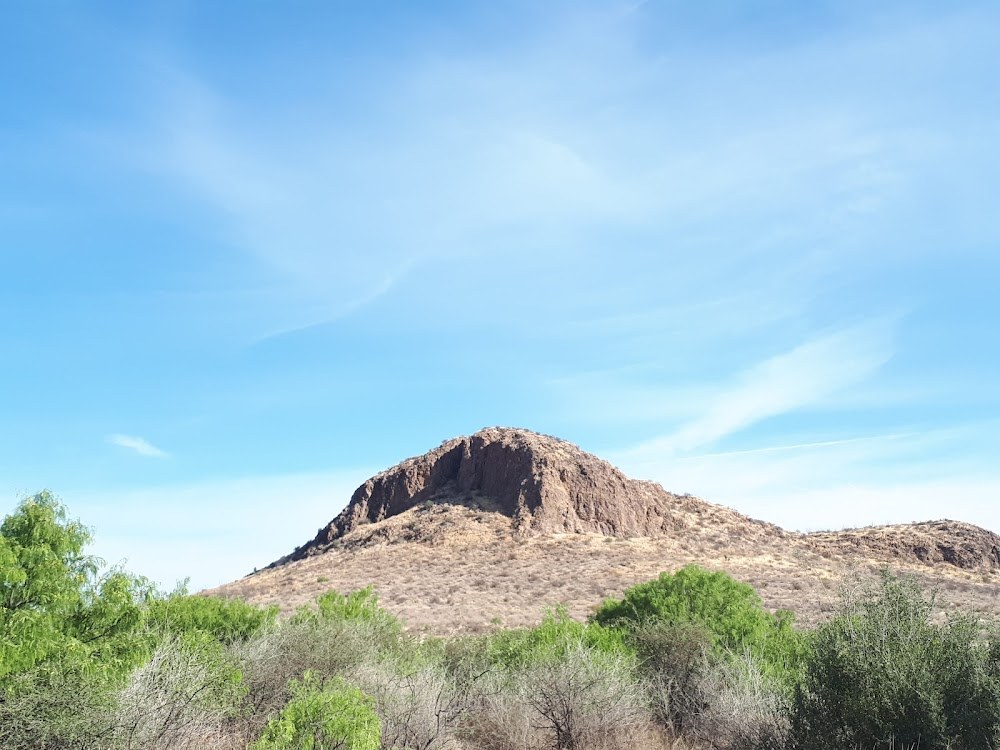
[205, 504, 1000, 633]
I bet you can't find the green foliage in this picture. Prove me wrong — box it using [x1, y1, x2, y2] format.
[250, 671, 381, 750]
[790, 569, 1000, 749]
[291, 586, 401, 634]
[147, 584, 278, 644]
[592, 564, 774, 646]
[484, 607, 631, 671]
[592, 564, 805, 684]
[0, 492, 155, 688]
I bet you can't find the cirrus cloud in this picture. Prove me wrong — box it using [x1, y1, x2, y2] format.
[107, 433, 170, 459]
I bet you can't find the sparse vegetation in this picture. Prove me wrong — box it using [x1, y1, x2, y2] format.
[208, 501, 1000, 637]
[5, 493, 1000, 750]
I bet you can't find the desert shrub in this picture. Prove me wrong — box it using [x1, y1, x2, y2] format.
[438, 633, 488, 676]
[629, 620, 790, 749]
[464, 642, 648, 750]
[147, 585, 278, 644]
[790, 569, 1000, 749]
[232, 589, 408, 737]
[690, 652, 790, 750]
[522, 643, 648, 750]
[349, 661, 464, 750]
[460, 674, 533, 750]
[237, 613, 457, 748]
[232, 619, 383, 736]
[250, 671, 381, 750]
[0, 665, 116, 750]
[110, 631, 248, 750]
[0, 634, 248, 750]
[592, 565, 804, 684]
[629, 620, 712, 732]
[462, 611, 647, 750]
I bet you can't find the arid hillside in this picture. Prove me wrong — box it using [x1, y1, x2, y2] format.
[206, 427, 1000, 631]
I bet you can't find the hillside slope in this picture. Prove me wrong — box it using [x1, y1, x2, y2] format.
[206, 428, 1000, 631]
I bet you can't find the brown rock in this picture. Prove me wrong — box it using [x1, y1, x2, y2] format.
[268, 426, 779, 567]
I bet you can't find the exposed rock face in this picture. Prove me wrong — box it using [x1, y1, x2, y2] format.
[269, 426, 779, 567]
[262, 427, 1000, 577]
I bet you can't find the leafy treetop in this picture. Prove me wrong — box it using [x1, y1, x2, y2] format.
[591, 563, 805, 682]
[0, 491, 155, 687]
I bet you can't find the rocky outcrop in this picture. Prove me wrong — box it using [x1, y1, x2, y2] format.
[268, 426, 779, 567]
[262, 427, 1000, 576]
[808, 520, 1000, 572]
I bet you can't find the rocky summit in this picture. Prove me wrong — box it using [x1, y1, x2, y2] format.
[268, 426, 780, 567]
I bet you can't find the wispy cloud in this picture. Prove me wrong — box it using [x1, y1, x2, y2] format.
[670, 321, 895, 451]
[249, 258, 420, 345]
[125, 5, 937, 345]
[618, 317, 897, 456]
[610, 423, 1000, 533]
[107, 434, 170, 459]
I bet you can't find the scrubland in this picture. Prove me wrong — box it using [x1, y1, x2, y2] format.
[210, 503, 1000, 632]
[5, 492, 1000, 750]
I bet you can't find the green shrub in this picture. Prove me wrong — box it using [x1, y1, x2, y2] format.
[592, 565, 804, 684]
[291, 586, 401, 634]
[250, 671, 381, 750]
[233, 588, 412, 739]
[484, 607, 630, 671]
[790, 569, 1000, 749]
[148, 585, 278, 644]
[0, 492, 155, 688]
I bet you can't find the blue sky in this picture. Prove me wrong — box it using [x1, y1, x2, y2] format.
[3, 1, 999, 590]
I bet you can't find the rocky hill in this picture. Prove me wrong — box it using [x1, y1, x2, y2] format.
[207, 427, 1000, 632]
[270, 427, 781, 567]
